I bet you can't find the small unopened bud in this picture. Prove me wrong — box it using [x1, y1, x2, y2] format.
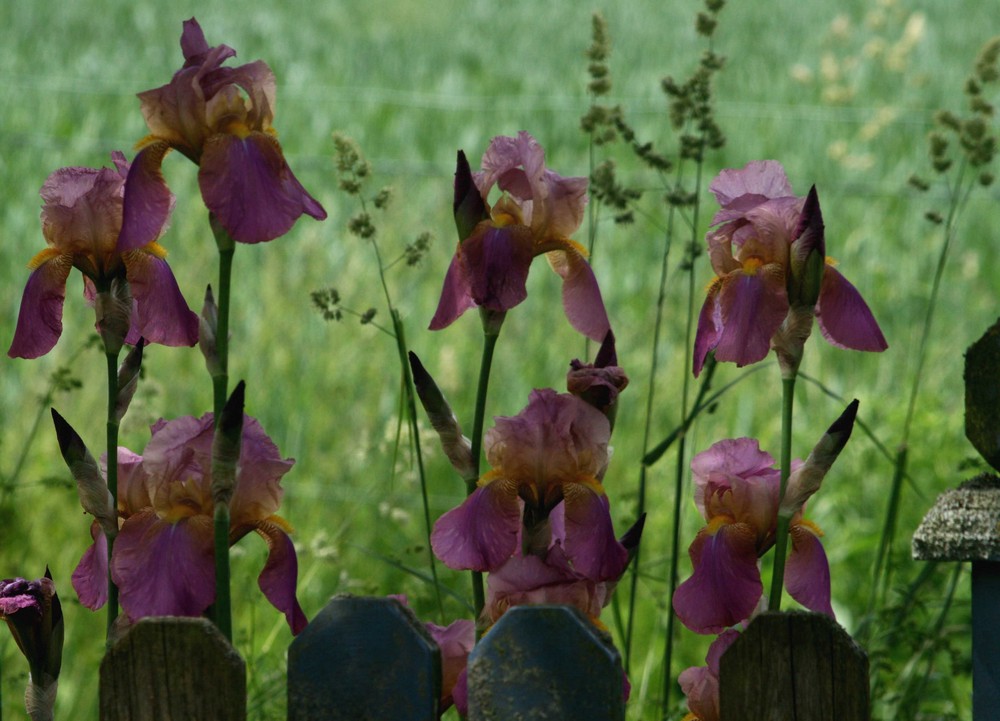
[567, 331, 629, 429]
[114, 339, 144, 423]
[781, 400, 859, 516]
[51, 410, 116, 538]
[0, 569, 64, 693]
[787, 186, 825, 310]
[453, 150, 490, 242]
[409, 352, 475, 479]
[211, 381, 245, 507]
[199, 285, 220, 376]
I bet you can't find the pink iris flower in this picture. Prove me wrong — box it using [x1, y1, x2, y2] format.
[431, 389, 627, 583]
[429, 131, 611, 341]
[72, 413, 307, 634]
[693, 160, 887, 376]
[8, 152, 198, 359]
[118, 18, 325, 248]
[678, 629, 740, 721]
[672, 438, 833, 635]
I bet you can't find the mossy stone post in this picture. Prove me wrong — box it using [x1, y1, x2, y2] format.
[286, 595, 441, 721]
[913, 474, 1000, 720]
[99, 616, 246, 720]
[466, 604, 625, 721]
[911, 317, 1000, 720]
[718, 611, 869, 721]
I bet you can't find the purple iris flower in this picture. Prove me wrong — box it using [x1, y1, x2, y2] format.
[118, 18, 325, 248]
[430, 131, 610, 341]
[693, 160, 887, 376]
[72, 413, 307, 634]
[8, 152, 198, 359]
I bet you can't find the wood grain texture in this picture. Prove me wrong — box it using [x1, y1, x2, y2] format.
[99, 616, 245, 721]
[719, 611, 869, 721]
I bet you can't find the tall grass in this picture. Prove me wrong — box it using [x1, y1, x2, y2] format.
[1, 0, 997, 718]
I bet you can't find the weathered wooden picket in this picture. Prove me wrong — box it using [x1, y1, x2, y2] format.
[98, 597, 869, 721]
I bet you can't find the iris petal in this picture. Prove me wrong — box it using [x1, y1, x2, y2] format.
[673, 522, 762, 634]
[198, 132, 326, 244]
[431, 483, 520, 572]
[254, 518, 308, 634]
[111, 509, 216, 619]
[8, 255, 71, 359]
[816, 266, 888, 352]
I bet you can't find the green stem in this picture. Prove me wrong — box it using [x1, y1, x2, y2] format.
[466, 328, 501, 630]
[213, 503, 232, 641]
[212, 230, 235, 420]
[105, 349, 121, 639]
[210, 219, 236, 639]
[392, 310, 445, 622]
[768, 374, 797, 610]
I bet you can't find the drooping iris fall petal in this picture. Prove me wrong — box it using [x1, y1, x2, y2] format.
[673, 521, 762, 635]
[785, 521, 834, 618]
[198, 132, 326, 244]
[8, 254, 71, 359]
[431, 482, 521, 572]
[253, 518, 308, 634]
[815, 265, 888, 352]
[111, 509, 216, 619]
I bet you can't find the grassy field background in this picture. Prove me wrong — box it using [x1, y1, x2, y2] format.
[1, 0, 997, 718]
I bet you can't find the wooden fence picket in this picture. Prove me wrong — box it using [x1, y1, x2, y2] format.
[286, 595, 441, 721]
[718, 611, 869, 721]
[99, 616, 246, 721]
[466, 604, 625, 721]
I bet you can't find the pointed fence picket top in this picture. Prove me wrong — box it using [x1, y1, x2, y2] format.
[719, 611, 869, 721]
[99, 616, 246, 721]
[287, 594, 441, 721]
[466, 604, 625, 720]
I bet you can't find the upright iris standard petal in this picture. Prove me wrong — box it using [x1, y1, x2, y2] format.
[430, 131, 610, 341]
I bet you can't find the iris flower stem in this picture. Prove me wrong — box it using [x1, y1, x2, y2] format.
[391, 310, 445, 622]
[212, 227, 235, 420]
[213, 503, 232, 641]
[467, 327, 500, 633]
[104, 348, 121, 640]
[211, 220, 236, 641]
[768, 374, 798, 610]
